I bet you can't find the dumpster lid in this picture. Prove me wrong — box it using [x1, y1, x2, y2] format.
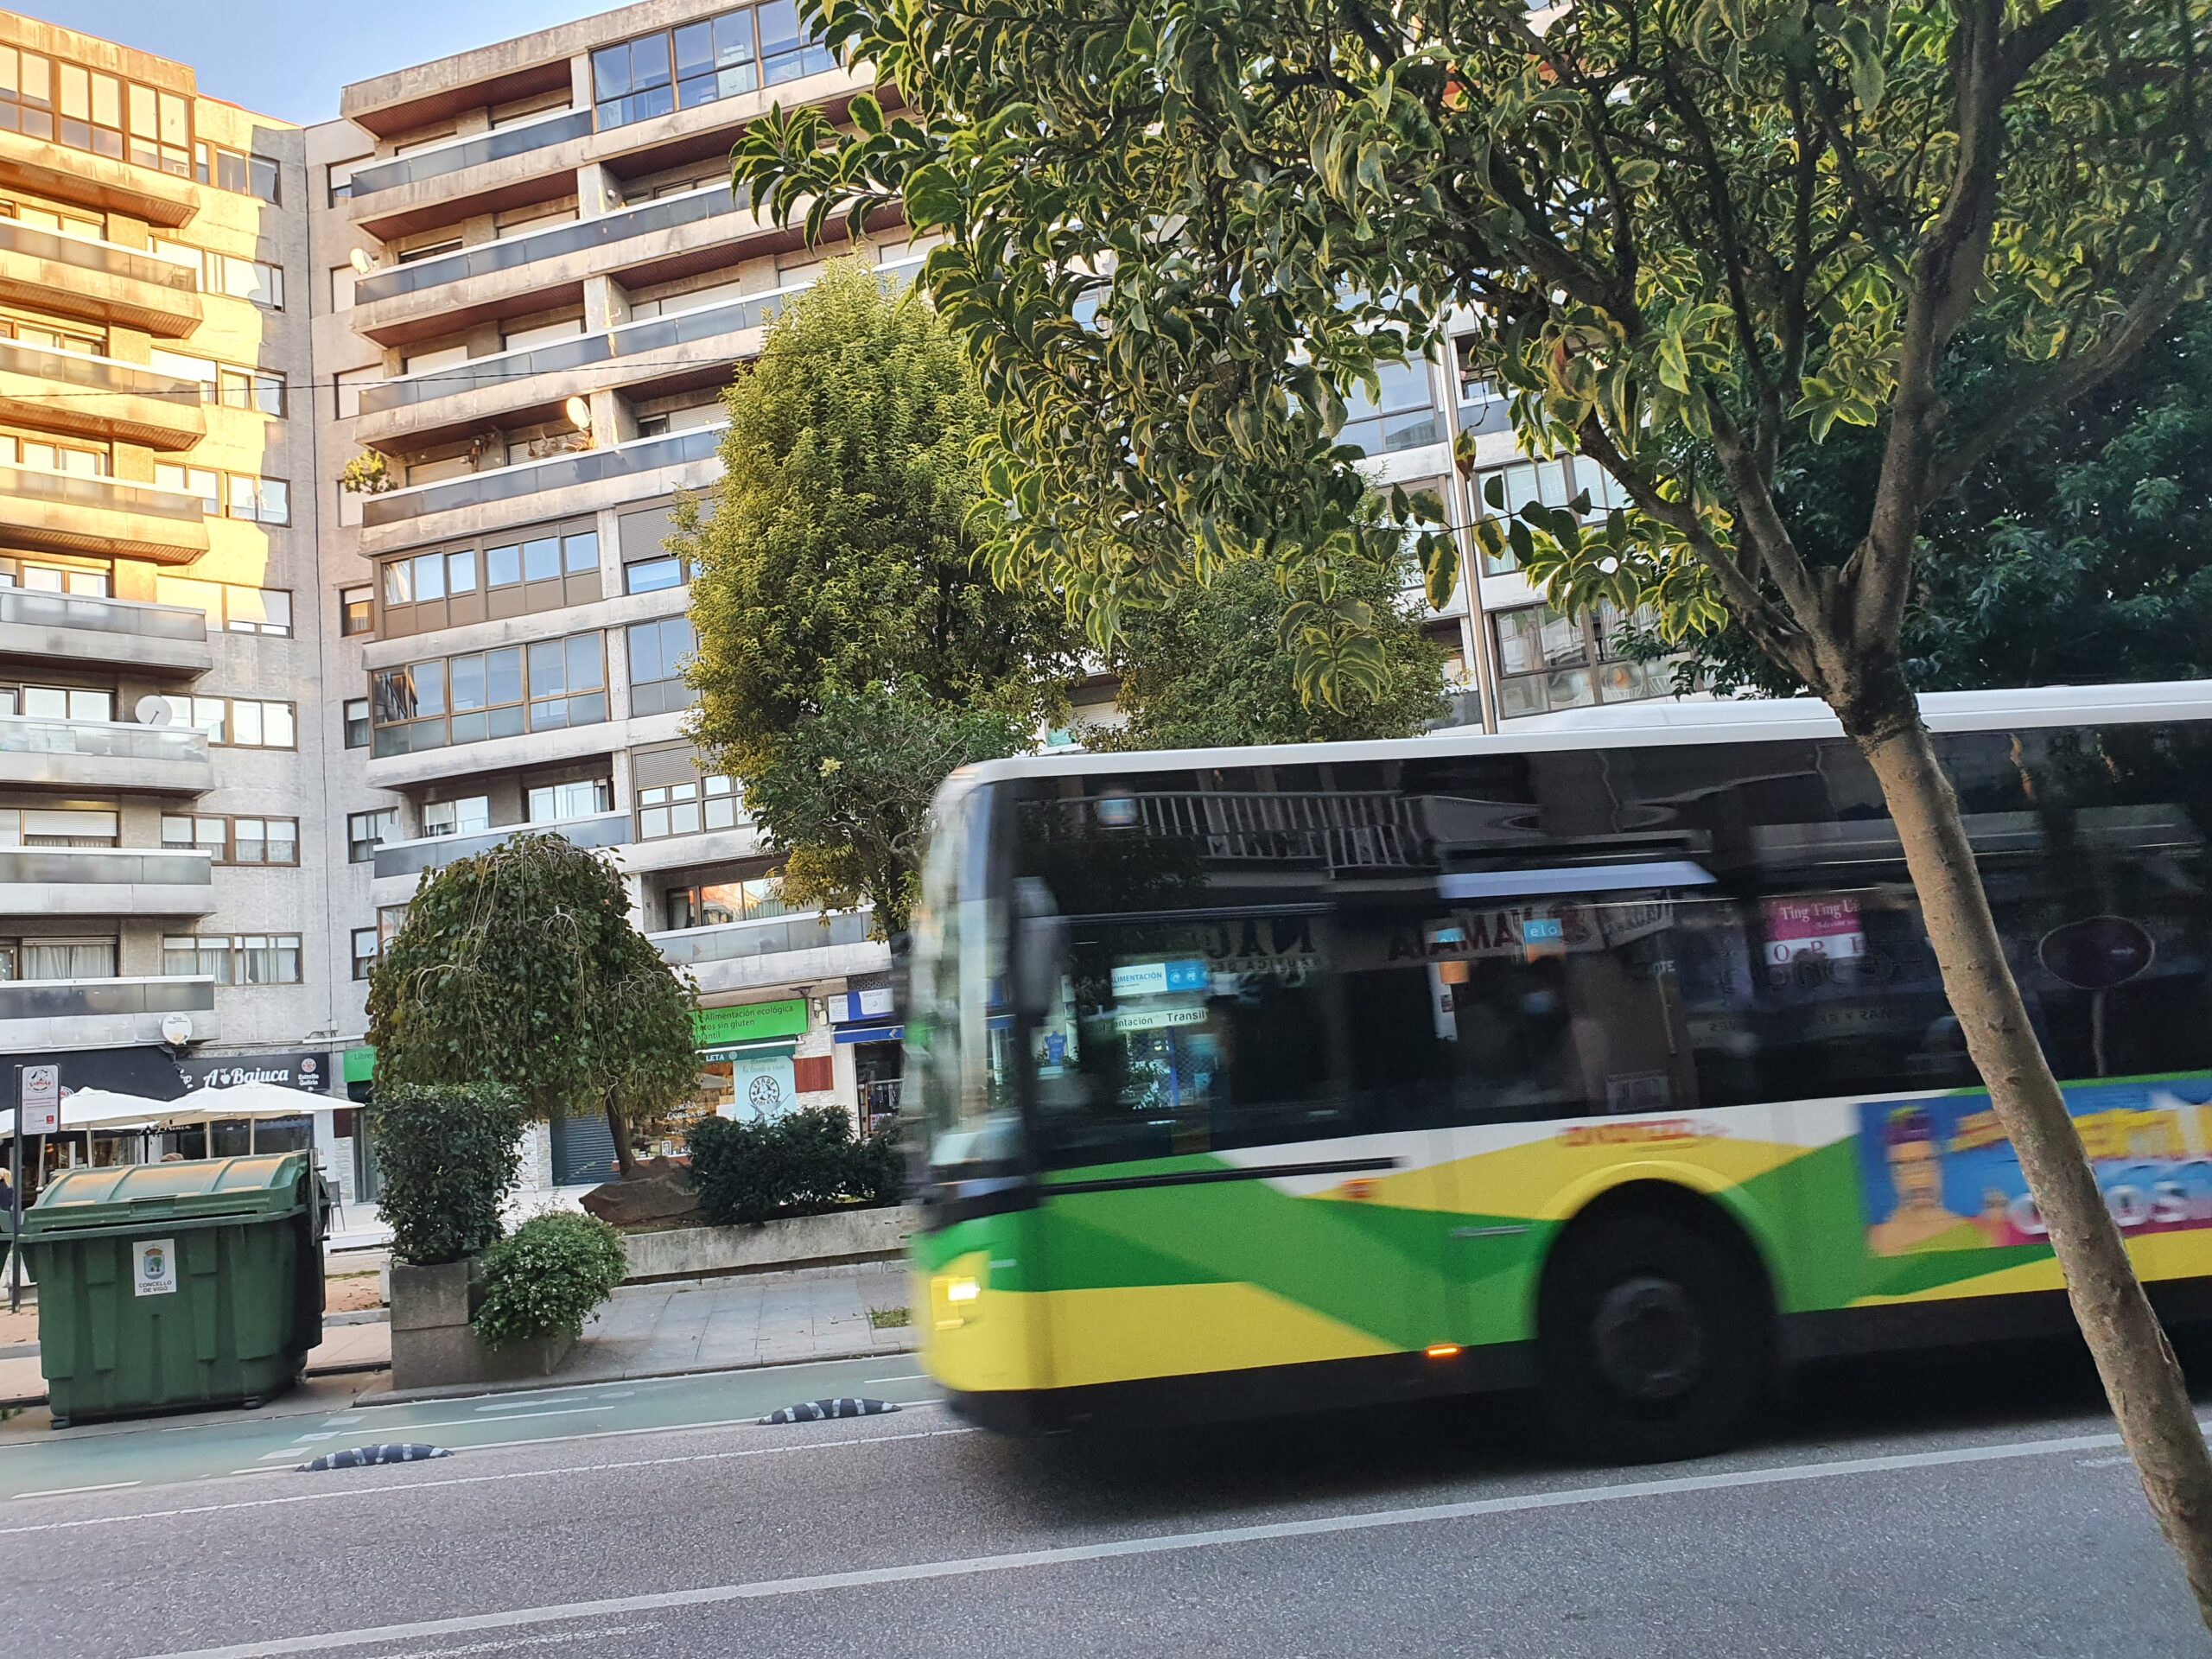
[21, 1154, 311, 1236]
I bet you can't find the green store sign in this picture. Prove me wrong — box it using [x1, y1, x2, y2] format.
[693, 997, 809, 1048]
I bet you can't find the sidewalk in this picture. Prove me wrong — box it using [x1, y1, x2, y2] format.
[0, 1259, 916, 1409]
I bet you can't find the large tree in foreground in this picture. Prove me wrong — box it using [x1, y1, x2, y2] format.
[735, 0, 2212, 1612]
[678, 257, 1078, 931]
[366, 835, 699, 1179]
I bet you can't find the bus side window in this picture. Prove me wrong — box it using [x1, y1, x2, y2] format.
[1338, 888, 1740, 1124]
[1035, 913, 1350, 1166]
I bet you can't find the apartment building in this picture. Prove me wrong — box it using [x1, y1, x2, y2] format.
[307, 0, 913, 1192]
[0, 4, 1685, 1200]
[0, 16, 336, 1167]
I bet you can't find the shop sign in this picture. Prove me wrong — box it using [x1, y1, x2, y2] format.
[693, 998, 808, 1047]
[828, 988, 895, 1024]
[18, 1065, 58, 1134]
[718, 1049, 799, 1121]
[176, 1052, 332, 1094]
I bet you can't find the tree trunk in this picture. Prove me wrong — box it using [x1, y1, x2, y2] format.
[1857, 713, 2212, 1627]
[605, 1090, 639, 1180]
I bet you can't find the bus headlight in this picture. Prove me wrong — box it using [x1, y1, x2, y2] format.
[945, 1276, 981, 1304]
[933, 1274, 982, 1330]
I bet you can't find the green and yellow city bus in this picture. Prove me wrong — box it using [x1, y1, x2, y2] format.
[904, 682, 2212, 1458]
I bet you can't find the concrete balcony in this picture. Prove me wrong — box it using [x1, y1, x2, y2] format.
[0, 587, 213, 677]
[347, 108, 594, 203]
[0, 846, 216, 917]
[0, 466, 208, 563]
[360, 714, 643, 793]
[359, 424, 723, 553]
[650, 908, 889, 997]
[353, 258, 922, 447]
[0, 340, 207, 451]
[0, 219, 202, 339]
[0, 715, 214, 794]
[347, 183, 759, 346]
[0, 974, 218, 1052]
[0, 130, 200, 228]
[370, 810, 631, 902]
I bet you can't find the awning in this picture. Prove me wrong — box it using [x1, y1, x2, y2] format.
[700, 1039, 798, 1063]
[832, 1023, 904, 1046]
[0, 1045, 187, 1102]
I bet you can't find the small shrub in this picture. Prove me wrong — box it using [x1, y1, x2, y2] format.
[369, 1083, 527, 1266]
[474, 1212, 630, 1350]
[687, 1106, 905, 1225]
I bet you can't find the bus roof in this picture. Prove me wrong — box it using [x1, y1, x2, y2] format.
[959, 679, 2212, 786]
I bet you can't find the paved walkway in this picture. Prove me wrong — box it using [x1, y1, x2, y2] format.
[0, 1259, 916, 1408]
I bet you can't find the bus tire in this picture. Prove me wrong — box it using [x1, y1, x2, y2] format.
[1535, 1204, 1770, 1464]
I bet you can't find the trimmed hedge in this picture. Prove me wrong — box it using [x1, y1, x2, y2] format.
[687, 1107, 903, 1226]
[473, 1212, 630, 1350]
[368, 1083, 527, 1266]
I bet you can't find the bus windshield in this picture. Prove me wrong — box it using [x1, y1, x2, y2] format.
[910, 777, 1020, 1179]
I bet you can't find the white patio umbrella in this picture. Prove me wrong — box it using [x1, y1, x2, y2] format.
[171, 1080, 334, 1120]
[0, 1087, 174, 1139]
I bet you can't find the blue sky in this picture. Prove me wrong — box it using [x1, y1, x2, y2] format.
[46, 0, 603, 124]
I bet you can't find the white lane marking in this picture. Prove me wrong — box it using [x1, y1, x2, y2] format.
[862, 1374, 928, 1385]
[126, 1423, 2164, 1659]
[366, 1624, 659, 1659]
[10, 1480, 141, 1501]
[414, 1407, 610, 1428]
[0, 1427, 976, 1538]
[2076, 1453, 2138, 1468]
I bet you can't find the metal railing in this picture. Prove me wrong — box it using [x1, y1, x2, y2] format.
[0, 846, 213, 887]
[0, 715, 211, 766]
[353, 182, 750, 305]
[1133, 790, 1428, 871]
[362, 424, 725, 527]
[372, 810, 632, 880]
[0, 974, 213, 1022]
[0, 586, 208, 645]
[0, 219, 198, 292]
[354, 257, 925, 418]
[0, 464, 206, 524]
[346, 109, 594, 198]
[649, 907, 876, 966]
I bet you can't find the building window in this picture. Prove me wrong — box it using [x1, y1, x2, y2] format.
[346, 809, 397, 864]
[638, 772, 739, 840]
[1, 435, 106, 475]
[378, 525, 600, 638]
[1491, 601, 1686, 719]
[343, 697, 370, 749]
[226, 475, 289, 525]
[156, 695, 296, 749]
[626, 616, 696, 716]
[161, 814, 299, 866]
[0, 937, 119, 981]
[0, 47, 192, 175]
[340, 585, 374, 637]
[0, 806, 118, 848]
[0, 556, 107, 596]
[1470, 455, 1633, 575]
[370, 632, 607, 757]
[593, 1, 835, 129]
[528, 778, 613, 823]
[624, 556, 692, 594]
[1339, 358, 1442, 457]
[351, 927, 378, 981]
[421, 797, 490, 839]
[217, 365, 287, 417]
[192, 141, 276, 200]
[204, 251, 283, 310]
[378, 906, 408, 948]
[664, 877, 788, 930]
[162, 933, 302, 985]
[0, 683, 113, 721]
[153, 578, 292, 636]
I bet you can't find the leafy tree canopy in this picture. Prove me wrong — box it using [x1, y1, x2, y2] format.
[679, 256, 1078, 777]
[1100, 545, 1448, 748]
[365, 834, 698, 1176]
[1652, 313, 2212, 696]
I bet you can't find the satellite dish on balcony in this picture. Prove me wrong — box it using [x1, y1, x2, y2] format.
[563, 394, 593, 431]
[136, 695, 172, 727]
[349, 247, 378, 276]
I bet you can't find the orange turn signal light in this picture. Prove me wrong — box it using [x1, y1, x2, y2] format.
[1425, 1344, 1462, 1360]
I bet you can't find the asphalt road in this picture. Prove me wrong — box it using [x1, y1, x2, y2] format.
[3, 1341, 2208, 1659]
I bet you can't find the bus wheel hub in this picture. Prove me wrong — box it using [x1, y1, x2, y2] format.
[1592, 1276, 1704, 1402]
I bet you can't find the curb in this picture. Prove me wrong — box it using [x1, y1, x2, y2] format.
[353, 1334, 922, 1408]
[0, 1357, 392, 1414]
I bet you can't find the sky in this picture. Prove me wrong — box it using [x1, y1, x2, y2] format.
[43, 0, 604, 124]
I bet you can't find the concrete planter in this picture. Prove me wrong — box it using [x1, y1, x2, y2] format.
[388, 1256, 575, 1391]
[620, 1205, 914, 1283]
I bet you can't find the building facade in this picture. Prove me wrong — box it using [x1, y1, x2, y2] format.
[0, 5, 1688, 1198]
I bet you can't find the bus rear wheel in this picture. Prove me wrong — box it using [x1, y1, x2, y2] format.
[1536, 1208, 1770, 1464]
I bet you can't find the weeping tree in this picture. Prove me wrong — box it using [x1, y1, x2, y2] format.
[366, 834, 700, 1179]
[734, 0, 2212, 1613]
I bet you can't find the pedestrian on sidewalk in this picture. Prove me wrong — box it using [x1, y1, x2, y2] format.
[0, 1166, 14, 1281]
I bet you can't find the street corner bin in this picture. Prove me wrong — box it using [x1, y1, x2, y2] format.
[20, 1153, 328, 1427]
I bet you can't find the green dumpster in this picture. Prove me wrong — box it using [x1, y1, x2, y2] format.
[20, 1154, 327, 1427]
